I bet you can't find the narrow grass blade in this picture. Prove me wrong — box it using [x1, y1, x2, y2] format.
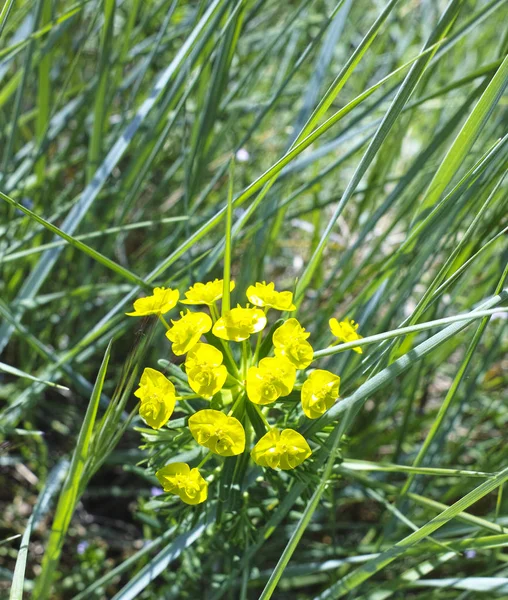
[342, 459, 492, 478]
[0, 191, 149, 288]
[0, 0, 15, 38]
[86, 0, 115, 182]
[408, 577, 508, 594]
[295, 0, 464, 302]
[0, 0, 224, 353]
[9, 460, 68, 600]
[317, 467, 508, 599]
[399, 264, 508, 496]
[304, 289, 507, 436]
[32, 343, 112, 600]
[111, 518, 212, 600]
[0, 361, 69, 389]
[0, 216, 188, 263]
[35, 0, 51, 184]
[222, 159, 234, 314]
[258, 424, 346, 599]
[416, 53, 508, 216]
[312, 307, 507, 358]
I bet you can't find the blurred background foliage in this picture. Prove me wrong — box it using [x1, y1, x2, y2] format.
[0, 0, 507, 598]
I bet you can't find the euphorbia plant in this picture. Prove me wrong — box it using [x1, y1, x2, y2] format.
[127, 280, 362, 504]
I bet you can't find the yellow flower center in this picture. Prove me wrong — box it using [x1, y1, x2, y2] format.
[260, 377, 279, 400]
[237, 316, 256, 329]
[140, 392, 164, 419]
[287, 342, 305, 360]
[193, 370, 214, 387]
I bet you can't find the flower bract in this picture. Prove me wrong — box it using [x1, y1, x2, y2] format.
[188, 409, 245, 456]
[329, 318, 363, 354]
[181, 279, 235, 306]
[273, 318, 313, 369]
[246, 356, 296, 405]
[166, 310, 212, 355]
[251, 428, 311, 470]
[212, 305, 267, 341]
[134, 368, 176, 429]
[126, 287, 179, 317]
[301, 369, 340, 419]
[185, 343, 227, 399]
[155, 462, 208, 504]
[246, 281, 296, 311]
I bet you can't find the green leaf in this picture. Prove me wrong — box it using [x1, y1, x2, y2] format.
[9, 460, 68, 600]
[416, 53, 508, 216]
[304, 289, 507, 437]
[295, 0, 464, 302]
[0, 191, 149, 288]
[317, 467, 508, 598]
[110, 518, 212, 600]
[0, 360, 69, 389]
[33, 343, 112, 600]
[222, 159, 234, 314]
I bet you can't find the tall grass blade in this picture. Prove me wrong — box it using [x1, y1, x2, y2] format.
[32, 342, 112, 599]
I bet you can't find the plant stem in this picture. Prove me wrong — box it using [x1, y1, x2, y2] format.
[158, 315, 170, 330]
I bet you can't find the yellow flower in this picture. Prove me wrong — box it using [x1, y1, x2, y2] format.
[246, 281, 296, 311]
[329, 318, 363, 354]
[134, 368, 176, 429]
[185, 343, 227, 399]
[212, 305, 267, 342]
[126, 287, 179, 317]
[251, 428, 311, 470]
[181, 279, 235, 306]
[246, 356, 296, 405]
[273, 318, 313, 369]
[188, 409, 245, 456]
[155, 462, 208, 505]
[301, 369, 340, 419]
[166, 310, 212, 355]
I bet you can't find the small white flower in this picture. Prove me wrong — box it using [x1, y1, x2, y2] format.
[236, 148, 250, 162]
[293, 255, 304, 270]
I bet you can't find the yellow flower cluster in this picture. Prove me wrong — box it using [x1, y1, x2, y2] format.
[128, 280, 363, 504]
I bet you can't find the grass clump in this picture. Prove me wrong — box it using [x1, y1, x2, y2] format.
[1, 0, 507, 598]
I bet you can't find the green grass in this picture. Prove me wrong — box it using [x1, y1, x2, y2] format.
[1, 0, 507, 598]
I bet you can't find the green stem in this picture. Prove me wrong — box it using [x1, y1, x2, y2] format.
[210, 302, 220, 322]
[252, 330, 263, 364]
[197, 451, 212, 469]
[227, 391, 245, 417]
[158, 315, 170, 330]
[252, 307, 269, 363]
[241, 339, 251, 377]
[223, 342, 240, 379]
[209, 304, 241, 379]
[253, 404, 271, 430]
